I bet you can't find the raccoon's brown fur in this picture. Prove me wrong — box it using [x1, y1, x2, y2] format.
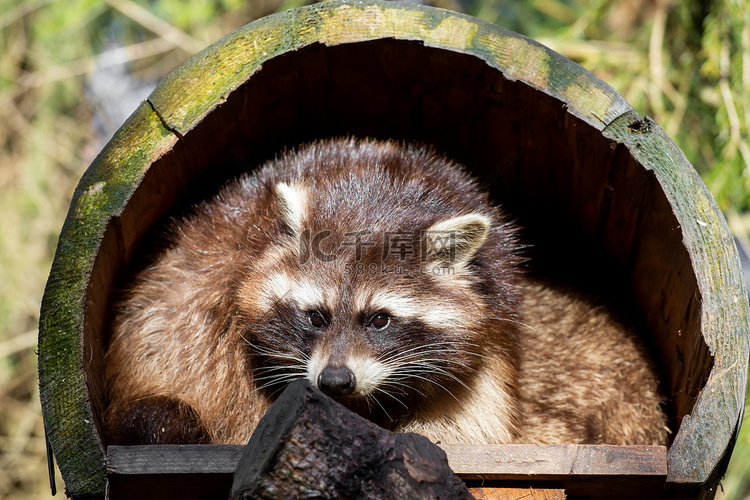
[517, 281, 667, 445]
[102, 138, 668, 447]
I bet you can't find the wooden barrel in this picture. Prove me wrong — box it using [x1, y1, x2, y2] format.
[38, 1, 749, 499]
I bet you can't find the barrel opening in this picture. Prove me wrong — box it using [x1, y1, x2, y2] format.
[84, 38, 709, 449]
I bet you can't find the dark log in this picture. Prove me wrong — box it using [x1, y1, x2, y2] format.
[230, 380, 473, 500]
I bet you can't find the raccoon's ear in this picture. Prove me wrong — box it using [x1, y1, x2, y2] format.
[423, 213, 491, 271]
[274, 182, 306, 236]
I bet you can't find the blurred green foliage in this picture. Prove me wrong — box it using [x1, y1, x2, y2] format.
[470, 0, 750, 213]
[0, 0, 748, 499]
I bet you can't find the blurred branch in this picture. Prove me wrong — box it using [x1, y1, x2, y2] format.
[647, 0, 666, 112]
[530, 0, 578, 24]
[742, 20, 750, 136]
[742, 0, 750, 149]
[719, 28, 750, 171]
[0, 0, 58, 31]
[104, 0, 207, 54]
[10, 37, 173, 96]
[0, 330, 37, 362]
[0, 321, 42, 358]
[535, 37, 637, 62]
[648, 0, 686, 137]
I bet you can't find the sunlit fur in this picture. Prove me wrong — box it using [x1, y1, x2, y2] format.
[103, 138, 668, 447]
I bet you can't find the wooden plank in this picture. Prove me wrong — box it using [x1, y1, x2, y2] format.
[107, 444, 666, 478]
[445, 444, 666, 499]
[107, 445, 241, 500]
[469, 488, 565, 500]
[107, 444, 665, 499]
[107, 445, 244, 475]
[441, 444, 667, 479]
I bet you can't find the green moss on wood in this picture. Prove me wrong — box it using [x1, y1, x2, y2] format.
[603, 114, 750, 485]
[38, 102, 178, 497]
[148, 0, 631, 138]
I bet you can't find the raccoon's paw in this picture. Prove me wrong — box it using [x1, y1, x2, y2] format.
[104, 396, 209, 445]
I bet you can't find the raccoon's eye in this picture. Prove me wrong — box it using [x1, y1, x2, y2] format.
[368, 313, 390, 330]
[309, 311, 326, 328]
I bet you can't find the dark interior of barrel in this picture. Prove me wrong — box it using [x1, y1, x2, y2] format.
[84, 38, 712, 448]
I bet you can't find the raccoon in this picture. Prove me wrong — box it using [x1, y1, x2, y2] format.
[102, 138, 668, 446]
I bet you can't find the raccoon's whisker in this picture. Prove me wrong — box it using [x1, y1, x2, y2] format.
[378, 377, 415, 392]
[387, 364, 444, 382]
[379, 341, 468, 359]
[396, 361, 474, 393]
[463, 350, 491, 361]
[255, 378, 304, 392]
[254, 364, 307, 375]
[247, 342, 296, 357]
[253, 355, 308, 368]
[375, 379, 417, 400]
[378, 380, 426, 402]
[376, 343, 453, 363]
[254, 373, 306, 393]
[253, 374, 306, 389]
[392, 372, 460, 403]
[246, 341, 309, 360]
[380, 342, 483, 365]
[263, 383, 294, 400]
[381, 354, 480, 378]
[394, 356, 480, 369]
[249, 347, 308, 365]
[432, 361, 480, 378]
[381, 349, 450, 367]
[360, 393, 374, 414]
[253, 367, 306, 379]
[387, 360, 473, 397]
[254, 370, 307, 383]
[495, 316, 536, 332]
[254, 371, 306, 384]
[366, 392, 396, 421]
[377, 393, 409, 411]
[430, 368, 473, 392]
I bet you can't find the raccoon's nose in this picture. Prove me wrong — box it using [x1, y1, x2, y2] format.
[318, 366, 356, 397]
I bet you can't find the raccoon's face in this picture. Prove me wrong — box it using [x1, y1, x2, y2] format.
[235, 180, 507, 424]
